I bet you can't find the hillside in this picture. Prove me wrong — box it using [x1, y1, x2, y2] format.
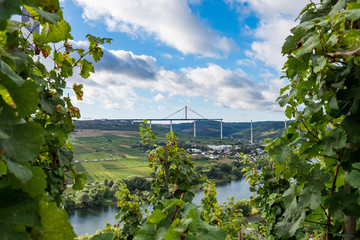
[71, 119, 275, 182]
[74, 119, 286, 141]
[171, 120, 286, 140]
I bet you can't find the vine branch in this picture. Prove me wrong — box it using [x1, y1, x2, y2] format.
[170, 192, 184, 225]
[327, 47, 360, 57]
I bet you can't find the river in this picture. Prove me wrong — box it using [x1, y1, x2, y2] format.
[68, 178, 252, 236]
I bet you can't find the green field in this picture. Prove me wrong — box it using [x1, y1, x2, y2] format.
[70, 129, 153, 182]
[70, 128, 229, 182]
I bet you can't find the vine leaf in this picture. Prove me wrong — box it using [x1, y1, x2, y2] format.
[0, 60, 24, 86]
[5, 159, 32, 183]
[133, 223, 157, 240]
[148, 209, 167, 224]
[2, 122, 44, 163]
[80, 59, 94, 79]
[61, 59, 73, 78]
[346, 170, 360, 189]
[38, 200, 76, 240]
[34, 20, 71, 44]
[22, 166, 47, 199]
[73, 83, 84, 100]
[72, 172, 87, 190]
[0, 188, 41, 239]
[32, 6, 61, 24]
[3, 80, 39, 117]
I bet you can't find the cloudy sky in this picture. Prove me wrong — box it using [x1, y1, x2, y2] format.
[60, 0, 309, 122]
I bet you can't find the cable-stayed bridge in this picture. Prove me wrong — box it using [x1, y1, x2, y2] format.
[108, 106, 224, 139]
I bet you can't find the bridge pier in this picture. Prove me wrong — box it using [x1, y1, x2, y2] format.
[170, 120, 172, 132]
[149, 120, 152, 129]
[194, 120, 196, 137]
[251, 120, 253, 143]
[220, 119, 223, 139]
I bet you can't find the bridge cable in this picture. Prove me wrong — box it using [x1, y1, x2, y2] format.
[187, 107, 207, 119]
[163, 107, 185, 119]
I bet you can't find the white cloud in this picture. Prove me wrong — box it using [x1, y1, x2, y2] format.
[71, 47, 284, 112]
[236, 58, 256, 66]
[73, 0, 237, 57]
[226, 0, 309, 71]
[154, 93, 167, 102]
[65, 39, 284, 114]
[248, 16, 295, 71]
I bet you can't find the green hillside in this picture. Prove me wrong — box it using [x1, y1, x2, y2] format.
[171, 120, 286, 140]
[70, 120, 278, 182]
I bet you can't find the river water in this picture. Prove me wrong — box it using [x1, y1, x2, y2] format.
[68, 178, 252, 236]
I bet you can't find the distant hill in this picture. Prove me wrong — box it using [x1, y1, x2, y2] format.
[171, 120, 286, 140]
[74, 120, 286, 141]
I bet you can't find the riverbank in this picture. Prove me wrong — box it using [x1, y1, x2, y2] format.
[64, 175, 245, 210]
[68, 178, 253, 236]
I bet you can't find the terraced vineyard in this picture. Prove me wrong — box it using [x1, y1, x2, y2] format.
[70, 129, 154, 182]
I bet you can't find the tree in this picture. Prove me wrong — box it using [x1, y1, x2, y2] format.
[0, 1, 110, 238]
[104, 178, 109, 187]
[245, 0, 360, 239]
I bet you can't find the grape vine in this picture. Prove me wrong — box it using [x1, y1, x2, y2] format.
[245, 0, 360, 239]
[0, 0, 111, 238]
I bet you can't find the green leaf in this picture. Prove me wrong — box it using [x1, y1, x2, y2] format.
[39, 94, 56, 114]
[342, 115, 360, 143]
[277, 94, 290, 107]
[58, 147, 73, 167]
[0, 188, 41, 239]
[148, 209, 167, 224]
[61, 59, 73, 78]
[72, 172, 86, 190]
[352, 162, 360, 170]
[295, 35, 321, 58]
[322, 128, 346, 155]
[33, 20, 71, 44]
[38, 200, 76, 240]
[0, 0, 21, 22]
[0, 159, 6, 174]
[0, 129, 9, 140]
[92, 232, 115, 240]
[22, 166, 47, 199]
[329, 96, 339, 110]
[32, 6, 61, 25]
[282, 184, 297, 209]
[346, 170, 360, 189]
[5, 159, 32, 183]
[313, 55, 327, 73]
[295, 2, 315, 21]
[1, 122, 44, 163]
[329, 0, 346, 16]
[80, 59, 94, 79]
[275, 211, 305, 238]
[299, 187, 322, 210]
[133, 223, 157, 240]
[342, 9, 360, 21]
[0, 60, 24, 86]
[4, 80, 39, 117]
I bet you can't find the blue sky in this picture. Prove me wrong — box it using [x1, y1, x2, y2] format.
[59, 0, 309, 122]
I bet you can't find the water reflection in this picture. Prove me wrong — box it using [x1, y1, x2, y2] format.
[67, 205, 119, 236]
[192, 178, 252, 205]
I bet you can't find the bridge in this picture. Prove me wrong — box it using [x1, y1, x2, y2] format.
[108, 106, 224, 139]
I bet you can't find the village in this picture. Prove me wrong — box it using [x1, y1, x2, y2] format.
[188, 142, 266, 162]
